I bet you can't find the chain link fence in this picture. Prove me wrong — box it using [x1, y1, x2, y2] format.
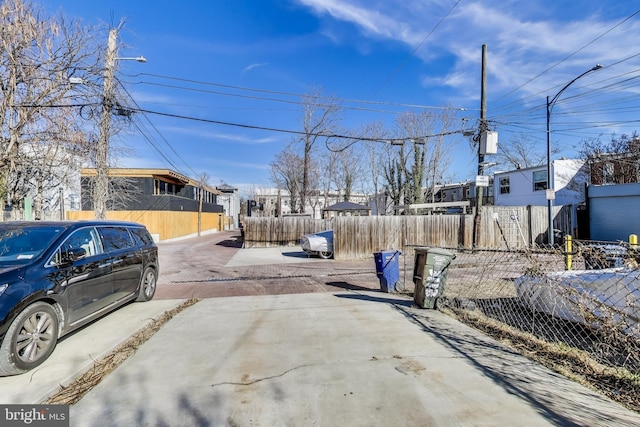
[398, 239, 640, 411]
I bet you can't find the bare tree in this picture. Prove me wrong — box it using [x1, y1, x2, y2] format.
[269, 143, 304, 213]
[317, 148, 339, 209]
[381, 109, 458, 212]
[335, 144, 362, 201]
[297, 88, 340, 213]
[494, 133, 550, 169]
[580, 132, 640, 184]
[357, 121, 389, 214]
[381, 141, 408, 209]
[0, 0, 101, 214]
[425, 110, 455, 203]
[359, 121, 387, 193]
[319, 141, 364, 203]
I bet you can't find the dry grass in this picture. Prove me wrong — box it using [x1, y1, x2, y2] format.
[444, 307, 640, 413]
[44, 298, 199, 405]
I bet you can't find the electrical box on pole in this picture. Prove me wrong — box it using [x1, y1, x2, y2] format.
[480, 131, 498, 154]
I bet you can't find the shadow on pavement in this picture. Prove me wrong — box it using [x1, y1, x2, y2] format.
[215, 236, 244, 248]
[391, 304, 639, 426]
[282, 250, 312, 258]
[333, 290, 414, 307]
[325, 281, 382, 293]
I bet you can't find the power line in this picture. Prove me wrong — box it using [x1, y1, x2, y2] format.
[117, 81, 199, 177]
[126, 105, 474, 144]
[490, 9, 640, 118]
[127, 72, 471, 112]
[492, 8, 640, 106]
[373, 0, 463, 96]
[490, 63, 640, 117]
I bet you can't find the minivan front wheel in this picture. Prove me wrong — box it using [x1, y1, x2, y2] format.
[136, 267, 157, 302]
[0, 302, 59, 376]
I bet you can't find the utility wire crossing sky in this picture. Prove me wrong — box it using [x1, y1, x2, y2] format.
[48, 1, 640, 195]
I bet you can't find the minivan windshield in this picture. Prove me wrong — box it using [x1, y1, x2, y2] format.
[0, 225, 65, 265]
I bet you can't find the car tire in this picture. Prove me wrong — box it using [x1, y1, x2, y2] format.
[0, 302, 59, 376]
[136, 267, 157, 302]
[318, 251, 333, 259]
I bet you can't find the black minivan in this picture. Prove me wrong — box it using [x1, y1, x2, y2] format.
[0, 220, 159, 375]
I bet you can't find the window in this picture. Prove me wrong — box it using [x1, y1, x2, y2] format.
[603, 162, 615, 184]
[131, 227, 154, 246]
[533, 170, 548, 191]
[499, 177, 510, 194]
[52, 227, 102, 265]
[0, 226, 64, 265]
[98, 227, 134, 252]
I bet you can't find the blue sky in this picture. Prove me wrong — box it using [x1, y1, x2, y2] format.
[45, 1, 640, 195]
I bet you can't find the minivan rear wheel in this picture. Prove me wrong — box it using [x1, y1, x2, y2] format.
[0, 302, 59, 376]
[136, 267, 157, 302]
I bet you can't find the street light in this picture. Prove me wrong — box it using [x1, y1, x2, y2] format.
[116, 56, 147, 63]
[95, 28, 146, 219]
[545, 64, 602, 245]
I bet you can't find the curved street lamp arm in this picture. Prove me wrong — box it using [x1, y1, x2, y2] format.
[545, 63, 602, 245]
[548, 64, 603, 112]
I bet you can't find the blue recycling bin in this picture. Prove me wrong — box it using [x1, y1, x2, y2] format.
[374, 250, 401, 293]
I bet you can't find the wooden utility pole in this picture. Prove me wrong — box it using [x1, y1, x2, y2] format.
[473, 44, 488, 249]
[59, 187, 65, 220]
[94, 23, 145, 219]
[198, 183, 203, 236]
[95, 28, 118, 219]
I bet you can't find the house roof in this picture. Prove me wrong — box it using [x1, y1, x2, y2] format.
[216, 183, 238, 192]
[323, 201, 371, 212]
[81, 167, 221, 194]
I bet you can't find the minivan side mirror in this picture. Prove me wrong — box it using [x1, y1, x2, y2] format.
[60, 247, 87, 264]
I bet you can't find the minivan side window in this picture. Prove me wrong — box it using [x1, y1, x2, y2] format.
[98, 227, 134, 252]
[130, 227, 154, 246]
[51, 227, 102, 265]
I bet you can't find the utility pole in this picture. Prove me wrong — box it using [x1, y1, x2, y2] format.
[472, 44, 488, 249]
[95, 25, 146, 219]
[198, 183, 203, 236]
[95, 27, 117, 220]
[59, 187, 65, 220]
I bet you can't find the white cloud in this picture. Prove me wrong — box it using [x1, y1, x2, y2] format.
[296, 0, 639, 99]
[160, 126, 279, 144]
[243, 62, 269, 73]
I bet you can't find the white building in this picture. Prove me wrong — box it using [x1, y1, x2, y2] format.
[216, 184, 240, 229]
[251, 188, 370, 219]
[493, 159, 589, 207]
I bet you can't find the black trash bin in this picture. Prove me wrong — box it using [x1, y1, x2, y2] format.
[373, 250, 401, 293]
[412, 247, 455, 308]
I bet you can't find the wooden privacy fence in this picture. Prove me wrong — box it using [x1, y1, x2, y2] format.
[67, 210, 225, 241]
[242, 205, 575, 259]
[242, 217, 333, 248]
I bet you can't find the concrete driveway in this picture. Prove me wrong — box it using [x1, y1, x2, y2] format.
[69, 292, 640, 426]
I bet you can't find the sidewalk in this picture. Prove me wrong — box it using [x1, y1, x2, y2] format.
[70, 291, 640, 427]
